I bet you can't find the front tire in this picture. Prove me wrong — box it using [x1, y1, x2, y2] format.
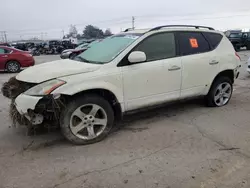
[60, 95, 114, 145]
[6, 61, 20, 73]
[206, 77, 233, 107]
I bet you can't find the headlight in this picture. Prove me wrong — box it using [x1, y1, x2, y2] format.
[24, 79, 66, 96]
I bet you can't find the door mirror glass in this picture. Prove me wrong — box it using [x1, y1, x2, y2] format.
[128, 51, 146, 63]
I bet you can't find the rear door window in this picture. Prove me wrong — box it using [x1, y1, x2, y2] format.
[203, 32, 223, 50]
[178, 32, 210, 56]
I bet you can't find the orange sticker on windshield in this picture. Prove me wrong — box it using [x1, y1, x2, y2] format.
[189, 38, 198, 48]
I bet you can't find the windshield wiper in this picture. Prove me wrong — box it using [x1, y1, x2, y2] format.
[74, 56, 90, 63]
[74, 56, 105, 64]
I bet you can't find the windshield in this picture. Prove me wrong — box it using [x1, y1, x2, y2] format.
[229, 33, 242, 38]
[76, 33, 142, 64]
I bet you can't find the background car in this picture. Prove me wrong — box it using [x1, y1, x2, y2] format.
[227, 31, 250, 51]
[247, 57, 250, 74]
[0, 43, 11, 47]
[60, 43, 89, 59]
[60, 40, 101, 59]
[0, 46, 34, 73]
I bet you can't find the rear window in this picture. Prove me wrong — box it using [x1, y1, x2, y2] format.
[229, 33, 242, 38]
[178, 32, 210, 56]
[203, 32, 223, 50]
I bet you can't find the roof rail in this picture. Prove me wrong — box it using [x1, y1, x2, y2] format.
[148, 25, 215, 32]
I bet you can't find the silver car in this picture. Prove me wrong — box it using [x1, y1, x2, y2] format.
[60, 43, 89, 59]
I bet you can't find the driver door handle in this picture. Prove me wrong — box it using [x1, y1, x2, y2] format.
[168, 65, 181, 71]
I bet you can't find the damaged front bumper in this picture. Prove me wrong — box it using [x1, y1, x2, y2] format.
[15, 94, 44, 125]
[15, 94, 43, 115]
[2, 77, 63, 128]
[13, 93, 63, 127]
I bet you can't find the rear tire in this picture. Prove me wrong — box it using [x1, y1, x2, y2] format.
[247, 44, 250, 50]
[60, 95, 114, 145]
[6, 61, 20, 73]
[234, 45, 240, 52]
[205, 77, 233, 107]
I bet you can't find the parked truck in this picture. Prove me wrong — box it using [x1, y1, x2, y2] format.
[226, 30, 250, 51]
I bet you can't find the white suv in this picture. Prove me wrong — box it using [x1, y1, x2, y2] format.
[3, 25, 241, 145]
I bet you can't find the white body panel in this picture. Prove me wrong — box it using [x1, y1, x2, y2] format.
[180, 34, 240, 98]
[180, 51, 217, 98]
[122, 57, 181, 111]
[13, 28, 241, 117]
[16, 59, 101, 83]
[15, 94, 42, 114]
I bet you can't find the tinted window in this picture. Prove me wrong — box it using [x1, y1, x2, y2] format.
[203, 32, 223, 49]
[229, 33, 242, 38]
[178, 32, 210, 56]
[134, 32, 176, 62]
[0, 48, 5, 54]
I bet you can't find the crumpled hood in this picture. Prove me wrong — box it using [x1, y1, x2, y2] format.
[16, 59, 101, 83]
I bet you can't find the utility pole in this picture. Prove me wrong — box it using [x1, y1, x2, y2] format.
[62, 30, 65, 38]
[40, 32, 47, 40]
[132, 16, 135, 30]
[3, 31, 7, 43]
[0, 32, 3, 42]
[0, 31, 7, 42]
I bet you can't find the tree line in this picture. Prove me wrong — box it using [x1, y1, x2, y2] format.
[64, 25, 113, 39]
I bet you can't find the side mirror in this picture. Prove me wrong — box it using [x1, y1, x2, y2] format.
[128, 51, 146, 64]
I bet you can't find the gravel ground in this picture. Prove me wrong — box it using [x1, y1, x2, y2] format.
[0, 53, 250, 188]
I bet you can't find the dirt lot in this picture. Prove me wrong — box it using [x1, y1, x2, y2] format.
[0, 53, 250, 188]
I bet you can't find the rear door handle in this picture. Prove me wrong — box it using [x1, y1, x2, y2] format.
[2, 55, 8, 58]
[168, 65, 181, 71]
[209, 60, 219, 65]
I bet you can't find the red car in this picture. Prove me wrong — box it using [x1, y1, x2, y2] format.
[0, 46, 35, 73]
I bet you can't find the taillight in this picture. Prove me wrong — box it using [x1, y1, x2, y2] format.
[235, 52, 241, 61]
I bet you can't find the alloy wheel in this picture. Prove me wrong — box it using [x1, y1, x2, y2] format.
[214, 82, 232, 106]
[69, 104, 108, 140]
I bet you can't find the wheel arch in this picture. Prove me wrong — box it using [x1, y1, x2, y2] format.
[209, 69, 234, 93]
[5, 59, 20, 69]
[62, 88, 123, 121]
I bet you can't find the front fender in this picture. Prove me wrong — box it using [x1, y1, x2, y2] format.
[52, 81, 124, 103]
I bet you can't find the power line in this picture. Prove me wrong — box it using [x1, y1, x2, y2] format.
[7, 9, 250, 34]
[6, 12, 250, 40]
[5, 11, 250, 35]
[6, 17, 132, 34]
[137, 13, 250, 23]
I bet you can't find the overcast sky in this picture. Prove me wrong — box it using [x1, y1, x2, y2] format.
[1, 0, 250, 40]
